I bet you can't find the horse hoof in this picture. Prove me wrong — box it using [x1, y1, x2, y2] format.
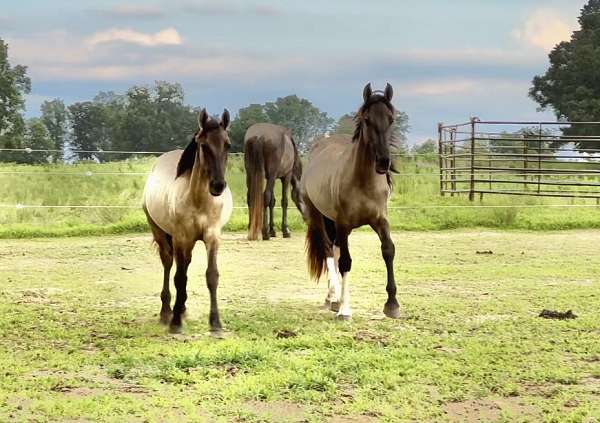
[159, 311, 172, 325]
[168, 323, 183, 334]
[383, 304, 401, 319]
[269, 230, 276, 238]
[209, 329, 226, 339]
[336, 313, 352, 321]
[329, 301, 340, 312]
[262, 235, 270, 241]
[282, 232, 291, 238]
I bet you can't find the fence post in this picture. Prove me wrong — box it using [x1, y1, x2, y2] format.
[538, 123, 542, 194]
[450, 129, 457, 197]
[523, 138, 528, 191]
[469, 117, 477, 201]
[438, 123, 444, 197]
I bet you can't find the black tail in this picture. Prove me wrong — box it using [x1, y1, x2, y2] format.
[304, 197, 332, 280]
[245, 137, 265, 240]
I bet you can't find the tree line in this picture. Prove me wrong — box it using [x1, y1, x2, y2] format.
[0, 37, 413, 164]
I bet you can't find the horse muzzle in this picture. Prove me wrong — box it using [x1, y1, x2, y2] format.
[375, 157, 391, 174]
[209, 180, 227, 196]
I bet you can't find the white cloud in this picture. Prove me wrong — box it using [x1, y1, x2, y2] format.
[404, 80, 477, 97]
[90, 5, 165, 19]
[86, 28, 182, 47]
[513, 9, 575, 52]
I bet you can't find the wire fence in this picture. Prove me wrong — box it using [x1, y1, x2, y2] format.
[3, 139, 600, 212]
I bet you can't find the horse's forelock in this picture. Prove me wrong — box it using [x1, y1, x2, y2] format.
[352, 95, 395, 141]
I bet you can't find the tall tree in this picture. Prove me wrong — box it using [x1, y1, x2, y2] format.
[529, 0, 600, 148]
[68, 102, 113, 161]
[263, 95, 333, 152]
[334, 113, 355, 136]
[229, 104, 270, 152]
[0, 38, 31, 155]
[19, 118, 54, 164]
[40, 99, 69, 162]
[391, 111, 410, 155]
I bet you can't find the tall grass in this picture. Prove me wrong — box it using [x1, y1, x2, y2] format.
[1, 155, 600, 238]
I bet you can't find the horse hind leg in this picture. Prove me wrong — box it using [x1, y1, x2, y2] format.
[144, 208, 174, 324]
[323, 217, 340, 312]
[263, 177, 276, 240]
[335, 227, 352, 321]
[281, 176, 291, 238]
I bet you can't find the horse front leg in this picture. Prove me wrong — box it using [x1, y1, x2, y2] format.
[371, 218, 400, 319]
[170, 243, 192, 333]
[263, 178, 276, 240]
[204, 238, 223, 333]
[158, 243, 173, 325]
[281, 176, 291, 238]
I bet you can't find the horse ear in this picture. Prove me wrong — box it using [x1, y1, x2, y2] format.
[221, 109, 230, 129]
[198, 108, 209, 129]
[384, 83, 393, 102]
[363, 83, 372, 103]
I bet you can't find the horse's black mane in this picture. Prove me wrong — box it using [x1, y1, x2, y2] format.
[176, 119, 221, 178]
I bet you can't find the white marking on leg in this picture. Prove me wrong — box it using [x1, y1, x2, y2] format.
[337, 272, 352, 318]
[326, 257, 340, 302]
[333, 246, 340, 275]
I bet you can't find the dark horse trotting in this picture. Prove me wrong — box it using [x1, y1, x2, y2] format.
[143, 109, 233, 334]
[301, 83, 400, 320]
[244, 123, 304, 241]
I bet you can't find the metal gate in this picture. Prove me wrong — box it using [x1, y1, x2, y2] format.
[438, 119, 600, 201]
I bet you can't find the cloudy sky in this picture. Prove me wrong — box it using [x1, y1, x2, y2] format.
[2, 0, 586, 143]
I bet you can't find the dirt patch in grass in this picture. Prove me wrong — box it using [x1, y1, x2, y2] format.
[354, 330, 389, 346]
[328, 416, 379, 423]
[444, 397, 540, 422]
[242, 400, 307, 422]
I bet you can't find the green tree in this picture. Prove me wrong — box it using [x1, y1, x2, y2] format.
[68, 102, 113, 161]
[19, 118, 54, 164]
[229, 104, 269, 152]
[391, 111, 410, 155]
[0, 38, 31, 155]
[411, 139, 437, 156]
[334, 113, 355, 136]
[263, 95, 333, 152]
[529, 0, 600, 148]
[40, 99, 69, 162]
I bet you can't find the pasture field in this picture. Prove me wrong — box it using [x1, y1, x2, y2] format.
[0, 230, 598, 422]
[3, 156, 600, 239]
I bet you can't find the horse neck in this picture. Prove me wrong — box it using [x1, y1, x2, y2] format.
[188, 152, 210, 203]
[349, 131, 378, 188]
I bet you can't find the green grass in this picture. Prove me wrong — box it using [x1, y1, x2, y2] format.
[2, 156, 600, 238]
[0, 231, 598, 421]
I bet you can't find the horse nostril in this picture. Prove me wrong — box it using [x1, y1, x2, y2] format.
[210, 180, 226, 195]
[377, 158, 390, 171]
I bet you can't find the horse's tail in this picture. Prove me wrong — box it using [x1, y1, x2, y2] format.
[245, 136, 265, 241]
[304, 198, 328, 281]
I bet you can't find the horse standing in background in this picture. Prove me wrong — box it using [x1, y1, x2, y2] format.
[301, 83, 400, 320]
[244, 123, 304, 241]
[143, 109, 233, 334]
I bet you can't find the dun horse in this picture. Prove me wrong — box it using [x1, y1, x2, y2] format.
[244, 123, 304, 240]
[301, 83, 400, 320]
[143, 109, 233, 334]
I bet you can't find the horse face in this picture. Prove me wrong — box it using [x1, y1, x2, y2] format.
[363, 101, 394, 174]
[197, 109, 231, 196]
